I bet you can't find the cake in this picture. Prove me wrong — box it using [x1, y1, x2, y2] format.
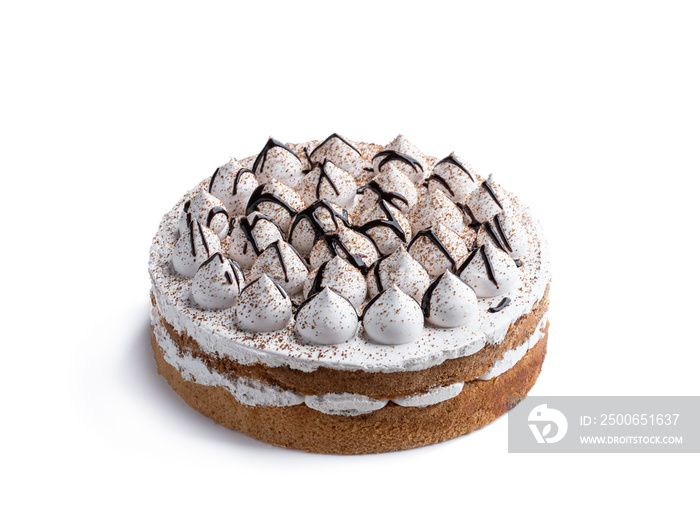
[148, 134, 551, 454]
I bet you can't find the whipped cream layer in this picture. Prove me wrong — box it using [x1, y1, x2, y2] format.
[152, 306, 549, 415]
[149, 140, 551, 374]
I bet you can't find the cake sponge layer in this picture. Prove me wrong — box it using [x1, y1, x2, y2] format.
[151, 325, 548, 454]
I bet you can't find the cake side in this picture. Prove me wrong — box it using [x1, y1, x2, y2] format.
[152, 322, 549, 454]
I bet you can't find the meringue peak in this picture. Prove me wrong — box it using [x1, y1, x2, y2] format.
[367, 245, 431, 302]
[457, 240, 521, 298]
[421, 270, 478, 328]
[295, 287, 359, 345]
[361, 285, 424, 345]
[236, 274, 293, 332]
[191, 252, 245, 310]
[172, 219, 222, 278]
[252, 137, 303, 187]
[299, 159, 357, 208]
[250, 240, 309, 295]
[209, 160, 258, 217]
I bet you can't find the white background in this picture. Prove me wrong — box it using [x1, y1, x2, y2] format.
[2, 1, 698, 509]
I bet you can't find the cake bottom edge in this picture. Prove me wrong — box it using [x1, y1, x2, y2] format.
[150, 325, 548, 455]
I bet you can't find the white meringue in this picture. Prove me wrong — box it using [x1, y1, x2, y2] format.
[464, 174, 505, 224]
[476, 212, 531, 261]
[372, 135, 428, 183]
[309, 225, 379, 271]
[409, 188, 466, 236]
[362, 286, 424, 345]
[209, 159, 259, 217]
[191, 253, 245, 310]
[247, 178, 305, 233]
[427, 153, 478, 203]
[235, 274, 293, 332]
[298, 160, 357, 209]
[356, 200, 411, 255]
[179, 190, 229, 239]
[356, 164, 418, 213]
[295, 288, 359, 345]
[307, 133, 367, 178]
[249, 240, 309, 295]
[421, 271, 478, 328]
[366, 246, 431, 303]
[252, 138, 304, 188]
[172, 219, 222, 278]
[407, 223, 470, 278]
[227, 212, 284, 269]
[288, 200, 349, 257]
[303, 256, 367, 309]
[458, 241, 522, 298]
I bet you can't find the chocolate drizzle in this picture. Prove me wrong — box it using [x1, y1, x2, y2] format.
[373, 150, 423, 173]
[435, 154, 475, 182]
[457, 246, 499, 287]
[481, 180, 504, 210]
[198, 252, 241, 289]
[423, 174, 454, 196]
[209, 165, 254, 195]
[288, 199, 350, 245]
[493, 214, 513, 252]
[360, 289, 384, 320]
[407, 228, 457, 271]
[369, 255, 388, 293]
[233, 168, 255, 195]
[482, 221, 508, 253]
[208, 168, 220, 193]
[458, 202, 480, 227]
[252, 137, 301, 176]
[227, 256, 243, 289]
[187, 219, 211, 258]
[356, 200, 407, 244]
[317, 230, 376, 273]
[245, 184, 299, 217]
[261, 240, 308, 283]
[294, 286, 357, 320]
[420, 274, 445, 318]
[357, 181, 408, 210]
[206, 207, 228, 229]
[360, 286, 421, 320]
[267, 240, 289, 282]
[488, 297, 511, 313]
[241, 275, 289, 301]
[307, 261, 329, 298]
[228, 213, 284, 255]
[309, 133, 362, 159]
[309, 159, 340, 199]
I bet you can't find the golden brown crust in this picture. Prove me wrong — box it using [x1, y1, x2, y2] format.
[155, 284, 549, 399]
[152, 324, 548, 454]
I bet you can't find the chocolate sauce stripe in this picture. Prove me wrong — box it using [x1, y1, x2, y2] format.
[407, 228, 457, 271]
[356, 200, 407, 243]
[309, 133, 362, 159]
[252, 138, 301, 177]
[435, 154, 475, 182]
[488, 297, 511, 313]
[246, 184, 299, 217]
[374, 150, 423, 172]
[357, 181, 408, 210]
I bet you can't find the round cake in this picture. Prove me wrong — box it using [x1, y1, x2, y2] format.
[148, 134, 551, 454]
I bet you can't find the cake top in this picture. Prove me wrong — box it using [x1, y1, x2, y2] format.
[149, 135, 550, 372]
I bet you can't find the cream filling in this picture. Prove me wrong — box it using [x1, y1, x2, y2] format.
[153, 307, 548, 416]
